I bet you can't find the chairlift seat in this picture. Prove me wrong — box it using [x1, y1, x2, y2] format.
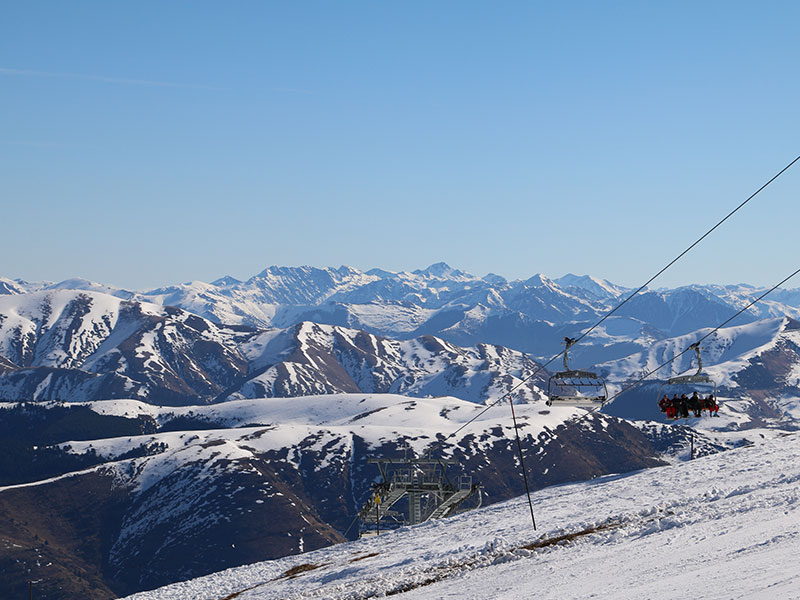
[547, 369, 608, 407]
[666, 373, 715, 387]
[657, 344, 719, 409]
[546, 395, 606, 407]
[546, 338, 608, 408]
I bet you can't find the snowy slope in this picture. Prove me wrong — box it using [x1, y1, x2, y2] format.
[122, 431, 800, 600]
[553, 273, 627, 299]
[66, 394, 589, 463]
[0, 392, 670, 597]
[599, 317, 790, 384]
[230, 322, 548, 404]
[0, 290, 256, 404]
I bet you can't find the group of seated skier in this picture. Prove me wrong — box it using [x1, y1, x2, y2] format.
[658, 391, 719, 418]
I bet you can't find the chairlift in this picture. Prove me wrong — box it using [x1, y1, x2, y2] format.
[657, 343, 719, 418]
[546, 337, 607, 407]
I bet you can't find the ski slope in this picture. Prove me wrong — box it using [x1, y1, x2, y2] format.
[123, 432, 800, 600]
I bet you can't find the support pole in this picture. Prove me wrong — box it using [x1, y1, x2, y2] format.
[509, 396, 537, 530]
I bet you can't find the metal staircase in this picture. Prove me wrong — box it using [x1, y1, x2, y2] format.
[428, 485, 478, 519]
[359, 486, 406, 524]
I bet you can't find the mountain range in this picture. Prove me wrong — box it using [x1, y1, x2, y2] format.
[3, 264, 800, 415]
[5, 264, 800, 366]
[2, 264, 800, 599]
[0, 289, 548, 406]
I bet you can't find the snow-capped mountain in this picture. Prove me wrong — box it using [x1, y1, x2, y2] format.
[231, 321, 547, 404]
[0, 290, 548, 405]
[0, 291, 252, 405]
[6, 264, 800, 365]
[553, 272, 627, 299]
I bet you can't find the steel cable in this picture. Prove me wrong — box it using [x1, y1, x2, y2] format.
[571, 264, 800, 426]
[429, 154, 800, 451]
[422, 155, 799, 530]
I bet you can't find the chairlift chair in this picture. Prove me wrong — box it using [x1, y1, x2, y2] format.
[657, 343, 718, 415]
[546, 337, 608, 407]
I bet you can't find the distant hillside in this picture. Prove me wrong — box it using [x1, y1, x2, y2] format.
[0, 395, 667, 598]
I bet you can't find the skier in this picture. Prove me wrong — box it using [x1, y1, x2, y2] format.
[671, 394, 681, 419]
[707, 394, 719, 417]
[679, 394, 690, 419]
[690, 391, 702, 417]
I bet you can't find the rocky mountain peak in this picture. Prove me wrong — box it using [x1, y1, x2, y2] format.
[412, 262, 471, 280]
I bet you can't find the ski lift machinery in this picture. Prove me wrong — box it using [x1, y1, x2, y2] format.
[546, 337, 608, 407]
[657, 342, 717, 401]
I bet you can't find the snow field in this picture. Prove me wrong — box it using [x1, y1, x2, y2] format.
[63, 394, 583, 475]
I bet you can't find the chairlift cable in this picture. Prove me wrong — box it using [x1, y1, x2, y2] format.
[567, 154, 800, 350]
[571, 264, 800, 425]
[419, 156, 799, 532]
[429, 155, 800, 449]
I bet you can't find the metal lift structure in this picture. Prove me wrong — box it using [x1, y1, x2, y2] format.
[358, 456, 482, 537]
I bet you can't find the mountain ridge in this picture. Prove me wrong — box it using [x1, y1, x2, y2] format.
[7, 264, 800, 366]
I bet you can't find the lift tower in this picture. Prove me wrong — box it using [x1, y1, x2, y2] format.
[358, 456, 482, 537]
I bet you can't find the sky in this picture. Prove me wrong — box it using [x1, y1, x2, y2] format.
[1, 1, 799, 290]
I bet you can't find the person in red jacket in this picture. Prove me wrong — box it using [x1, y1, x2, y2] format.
[706, 394, 720, 417]
[668, 396, 678, 419]
[659, 394, 671, 417]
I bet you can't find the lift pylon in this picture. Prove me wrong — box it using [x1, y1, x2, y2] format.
[357, 456, 482, 537]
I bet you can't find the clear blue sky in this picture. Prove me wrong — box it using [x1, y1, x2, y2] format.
[2, 1, 799, 290]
